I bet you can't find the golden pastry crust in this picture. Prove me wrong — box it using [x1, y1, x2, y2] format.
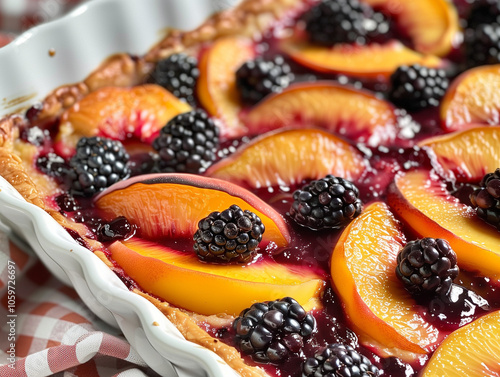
[0, 116, 46, 209]
[0, 0, 308, 375]
[136, 290, 269, 377]
[30, 0, 306, 127]
[1, 0, 305, 215]
[145, 0, 305, 62]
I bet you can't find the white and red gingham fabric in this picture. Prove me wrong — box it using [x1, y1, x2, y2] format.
[0, 2, 164, 375]
[0, 0, 84, 33]
[0, 231, 160, 376]
[0, 0, 86, 46]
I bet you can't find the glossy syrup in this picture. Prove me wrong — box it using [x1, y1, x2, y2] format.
[47, 130, 500, 377]
[43, 114, 500, 375]
[222, 146, 500, 376]
[22, 0, 500, 375]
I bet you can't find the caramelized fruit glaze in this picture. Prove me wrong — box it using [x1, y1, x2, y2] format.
[6, 0, 500, 376]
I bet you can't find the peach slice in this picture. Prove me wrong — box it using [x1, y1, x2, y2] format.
[281, 39, 441, 78]
[57, 84, 191, 155]
[243, 82, 401, 146]
[206, 128, 367, 189]
[94, 173, 290, 247]
[422, 310, 500, 376]
[363, 0, 459, 56]
[419, 126, 500, 183]
[331, 201, 441, 360]
[388, 169, 500, 279]
[440, 65, 500, 132]
[197, 36, 255, 138]
[109, 238, 325, 316]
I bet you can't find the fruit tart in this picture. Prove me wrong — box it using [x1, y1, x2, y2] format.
[3, 0, 500, 376]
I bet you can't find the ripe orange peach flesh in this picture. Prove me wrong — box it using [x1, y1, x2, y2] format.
[440, 65, 500, 132]
[243, 82, 400, 146]
[419, 127, 500, 183]
[197, 36, 255, 138]
[331, 201, 441, 360]
[206, 128, 367, 189]
[387, 169, 500, 278]
[94, 173, 290, 246]
[109, 238, 325, 316]
[57, 85, 191, 155]
[363, 0, 459, 56]
[281, 39, 441, 78]
[422, 309, 500, 376]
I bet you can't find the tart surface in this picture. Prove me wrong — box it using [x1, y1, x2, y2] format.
[3, 0, 500, 376]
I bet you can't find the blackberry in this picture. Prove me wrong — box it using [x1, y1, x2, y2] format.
[233, 297, 315, 364]
[467, 0, 500, 29]
[302, 0, 368, 46]
[364, 11, 392, 44]
[235, 56, 294, 104]
[389, 64, 449, 111]
[470, 169, 500, 229]
[68, 137, 130, 197]
[152, 110, 219, 174]
[150, 53, 199, 104]
[193, 205, 265, 263]
[395, 238, 459, 296]
[464, 23, 500, 67]
[289, 175, 363, 230]
[302, 343, 380, 377]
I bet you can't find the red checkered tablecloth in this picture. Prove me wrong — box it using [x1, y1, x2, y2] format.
[0, 232, 160, 376]
[0, 0, 85, 46]
[0, 2, 164, 374]
[0, 2, 168, 376]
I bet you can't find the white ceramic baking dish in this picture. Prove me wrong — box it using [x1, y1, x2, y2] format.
[0, 0, 241, 376]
